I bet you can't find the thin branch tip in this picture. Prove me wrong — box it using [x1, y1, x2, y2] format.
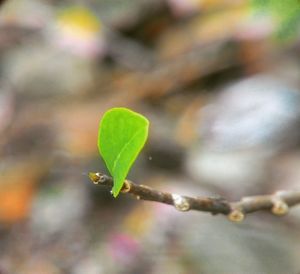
[88, 172, 99, 184]
[88, 172, 300, 221]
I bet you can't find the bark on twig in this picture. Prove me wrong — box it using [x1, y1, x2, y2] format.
[89, 172, 300, 222]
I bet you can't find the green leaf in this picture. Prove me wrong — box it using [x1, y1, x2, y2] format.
[98, 107, 149, 197]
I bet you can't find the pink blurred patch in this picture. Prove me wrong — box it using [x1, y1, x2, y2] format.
[235, 17, 274, 40]
[167, 0, 200, 17]
[108, 233, 140, 265]
[56, 35, 105, 59]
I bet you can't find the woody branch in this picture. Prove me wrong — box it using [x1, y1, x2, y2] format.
[89, 172, 300, 222]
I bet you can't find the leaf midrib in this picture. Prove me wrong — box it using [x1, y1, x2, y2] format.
[112, 127, 144, 174]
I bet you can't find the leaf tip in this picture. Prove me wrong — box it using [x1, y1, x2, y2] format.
[111, 187, 120, 198]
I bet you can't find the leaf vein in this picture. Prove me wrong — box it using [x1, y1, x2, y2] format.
[112, 128, 144, 174]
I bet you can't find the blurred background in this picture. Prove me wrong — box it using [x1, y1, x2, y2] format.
[0, 0, 300, 273]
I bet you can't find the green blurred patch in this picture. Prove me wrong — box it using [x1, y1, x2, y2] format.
[252, 0, 300, 40]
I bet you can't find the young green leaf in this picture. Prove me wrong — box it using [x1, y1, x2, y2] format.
[98, 108, 149, 197]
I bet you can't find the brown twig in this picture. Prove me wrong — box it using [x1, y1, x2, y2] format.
[89, 172, 300, 222]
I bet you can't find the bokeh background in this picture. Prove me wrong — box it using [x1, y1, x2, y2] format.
[1, 0, 300, 273]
